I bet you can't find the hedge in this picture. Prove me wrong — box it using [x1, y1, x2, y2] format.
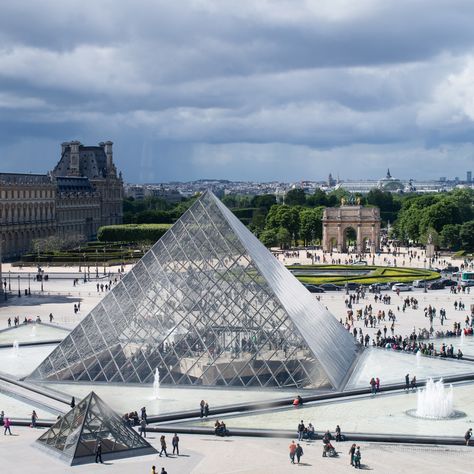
[97, 224, 172, 243]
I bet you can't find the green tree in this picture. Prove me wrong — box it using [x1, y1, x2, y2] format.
[299, 207, 323, 245]
[276, 227, 291, 248]
[285, 188, 306, 206]
[439, 224, 461, 250]
[259, 228, 278, 247]
[306, 188, 328, 207]
[251, 194, 277, 211]
[460, 221, 474, 251]
[265, 205, 300, 243]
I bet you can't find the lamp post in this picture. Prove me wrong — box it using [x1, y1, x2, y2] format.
[103, 247, 106, 276]
[28, 272, 31, 295]
[3, 279, 6, 301]
[17, 274, 21, 297]
[8, 270, 11, 291]
[41, 270, 44, 292]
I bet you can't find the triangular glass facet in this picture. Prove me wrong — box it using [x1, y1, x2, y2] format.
[30, 191, 359, 389]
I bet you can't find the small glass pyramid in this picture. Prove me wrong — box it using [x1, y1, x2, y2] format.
[35, 391, 156, 465]
[29, 191, 359, 389]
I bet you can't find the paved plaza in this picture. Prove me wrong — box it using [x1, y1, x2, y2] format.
[0, 252, 473, 472]
[0, 426, 473, 473]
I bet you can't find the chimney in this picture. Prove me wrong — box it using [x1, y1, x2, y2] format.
[104, 140, 113, 171]
[69, 140, 81, 176]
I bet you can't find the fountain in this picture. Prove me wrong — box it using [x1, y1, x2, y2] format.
[407, 378, 464, 419]
[416, 350, 422, 368]
[153, 368, 160, 399]
[12, 340, 20, 357]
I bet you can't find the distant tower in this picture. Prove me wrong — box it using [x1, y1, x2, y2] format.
[467, 171, 472, 183]
[386, 168, 392, 179]
[328, 173, 336, 187]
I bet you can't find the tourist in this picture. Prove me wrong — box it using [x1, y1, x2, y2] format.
[353, 446, 362, 468]
[140, 417, 147, 438]
[49, 313, 53, 323]
[160, 468, 168, 474]
[369, 377, 376, 394]
[465, 428, 472, 446]
[31, 410, 38, 428]
[411, 376, 417, 390]
[204, 401, 209, 417]
[375, 377, 380, 392]
[306, 422, 316, 440]
[152, 466, 157, 474]
[405, 373, 410, 391]
[295, 443, 304, 464]
[349, 443, 356, 466]
[0, 410, 4, 426]
[297, 420, 305, 441]
[172, 432, 180, 455]
[4, 417, 12, 435]
[159, 435, 169, 457]
[95, 440, 103, 463]
[289, 440, 297, 464]
[335, 425, 343, 442]
[200, 399, 205, 418]
[70, 396, 75, 408]
[141, 406, 147, 422]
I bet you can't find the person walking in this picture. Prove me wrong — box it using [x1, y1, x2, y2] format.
[95, 440, 103, 463]
[172, 433, 179, 455]
[200, 399, 205, 418]
[405, 373, 410, 391]
[3, 417, 12, 435]
[354, 446, 361, 468]
[159, 435, 169, 457]
[204, 402, 209, 417]
[369, 378, 376, 395]
[289, 440, 297, 464]
[465, 428, 472, 446]
[295, 443, 304, 464]
[141, 406, 147, 423]
[31, 410, 38, 428]
[140, 418, 147, 438]
[349, 443, 356, 466]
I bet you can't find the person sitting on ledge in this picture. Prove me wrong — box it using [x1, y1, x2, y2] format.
[306, 422, 316, 440]
[215, 420, 229, 437]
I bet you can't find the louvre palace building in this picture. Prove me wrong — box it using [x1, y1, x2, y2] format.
[0, 141, 123, 259]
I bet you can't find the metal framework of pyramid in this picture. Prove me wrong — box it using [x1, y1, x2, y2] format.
[35, 391, 156, 465]
[29, 191, 359, 390]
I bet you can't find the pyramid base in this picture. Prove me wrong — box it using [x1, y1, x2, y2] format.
[34, 440, 157, 466]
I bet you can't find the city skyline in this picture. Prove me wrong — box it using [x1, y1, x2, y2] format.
[1, 1, 474, 182]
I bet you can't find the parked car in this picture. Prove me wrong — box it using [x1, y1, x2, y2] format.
[412, 280, 425, 288]
[303, 284, 325, 293]
[345, 282, 361, 291]
[369, 283, 391, 291]
[440, 278, 457, 287]
[428, 280, 445, 290]
[392, 283, 412, 292]
[319, 283, 342, 291]
[351, 260, 368, 266]
[443, 265, 459, 273]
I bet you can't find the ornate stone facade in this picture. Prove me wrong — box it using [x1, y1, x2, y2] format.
[0, 141, 123, 259]
[322, 205, 381, 253]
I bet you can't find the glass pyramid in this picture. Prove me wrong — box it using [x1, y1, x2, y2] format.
[29, 191, 359, 390]
[35, 391, 156, 465]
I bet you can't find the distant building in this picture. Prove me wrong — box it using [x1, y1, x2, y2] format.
[0, 141, 123, 259]
[467, 171, 472, 183]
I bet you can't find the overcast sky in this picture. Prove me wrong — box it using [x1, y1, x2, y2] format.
[1, 0, 474, 183]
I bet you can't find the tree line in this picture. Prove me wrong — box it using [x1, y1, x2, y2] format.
[121, 187, 474, 252]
